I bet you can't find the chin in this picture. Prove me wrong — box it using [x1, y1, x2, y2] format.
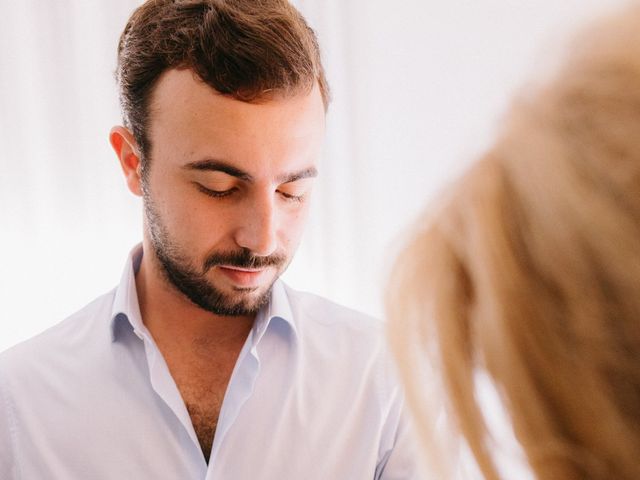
[221, 277, 274, 303]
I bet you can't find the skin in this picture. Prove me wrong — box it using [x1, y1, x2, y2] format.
[109, 68, 326, 461]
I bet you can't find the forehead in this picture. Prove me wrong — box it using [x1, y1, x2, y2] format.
[146, 69, 325, 174]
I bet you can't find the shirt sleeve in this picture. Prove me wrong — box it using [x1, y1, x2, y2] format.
[0, 365, 17, 479]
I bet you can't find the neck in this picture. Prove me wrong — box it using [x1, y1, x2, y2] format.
[135, 243, 255, 354]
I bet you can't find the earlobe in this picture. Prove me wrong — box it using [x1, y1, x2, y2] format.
[110, 126, 143, 197]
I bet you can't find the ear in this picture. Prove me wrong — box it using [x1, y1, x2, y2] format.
[110, 126, 143, 197]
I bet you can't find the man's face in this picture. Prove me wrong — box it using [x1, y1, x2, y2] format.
[141, 69, 325, 316]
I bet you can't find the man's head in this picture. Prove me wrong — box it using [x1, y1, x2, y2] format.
[115, 0, 329, 163]
[110, 0, 328, 317]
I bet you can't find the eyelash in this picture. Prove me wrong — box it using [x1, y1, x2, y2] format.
[196, 184, 237, 198]
[279, 191, 305, 203]
[196, 184, 304, 203]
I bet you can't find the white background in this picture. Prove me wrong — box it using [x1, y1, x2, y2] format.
[0, 0, 628, 352]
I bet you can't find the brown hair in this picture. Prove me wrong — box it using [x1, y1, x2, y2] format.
[387, 4, 640, 480]
[116, 0, 329, 160]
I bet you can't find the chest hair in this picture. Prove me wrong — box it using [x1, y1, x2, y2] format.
[177, 364, 236, 462]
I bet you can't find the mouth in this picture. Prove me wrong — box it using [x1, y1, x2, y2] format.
[216, 265, 270, 288]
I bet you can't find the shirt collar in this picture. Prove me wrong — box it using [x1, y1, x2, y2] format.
[110, 244, 298, 343]
[110, 244, 146, 342]
[250, 279, 298, 347]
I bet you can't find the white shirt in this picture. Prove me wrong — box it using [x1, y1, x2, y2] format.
[0, 246, 418, 479]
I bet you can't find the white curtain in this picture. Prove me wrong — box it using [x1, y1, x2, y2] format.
[0, 0, 627, 351]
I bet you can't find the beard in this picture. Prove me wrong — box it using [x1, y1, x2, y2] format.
[143, 190, 287, 317]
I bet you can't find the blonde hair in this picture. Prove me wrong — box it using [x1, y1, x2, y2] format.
[387, 5, 640, 480]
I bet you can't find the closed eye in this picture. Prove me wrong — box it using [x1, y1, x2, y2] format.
[277, 178, 313, 203]
[279, 190, 305, 203]
[195, 183, 237, 198]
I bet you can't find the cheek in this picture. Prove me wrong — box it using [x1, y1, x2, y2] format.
[150, 180, 229, 246]
[178, 202, 234, 246]
[279, 206, 311, 249]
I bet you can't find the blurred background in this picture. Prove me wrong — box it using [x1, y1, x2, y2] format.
[0, 0, 627, 352]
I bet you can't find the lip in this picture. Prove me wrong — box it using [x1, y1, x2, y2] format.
[216, 266, 268, 288]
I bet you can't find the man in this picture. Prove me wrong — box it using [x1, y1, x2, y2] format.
[0, 1, 417, 478]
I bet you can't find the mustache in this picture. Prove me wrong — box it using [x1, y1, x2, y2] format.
[204, 249, 286, 271]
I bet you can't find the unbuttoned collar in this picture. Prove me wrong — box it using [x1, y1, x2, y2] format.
[110, 244, 146, 342]
[250, 278, 298, 348]
[110, 244, 298, 343]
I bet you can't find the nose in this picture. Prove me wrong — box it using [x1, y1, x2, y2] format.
[234, 193, 278, 257]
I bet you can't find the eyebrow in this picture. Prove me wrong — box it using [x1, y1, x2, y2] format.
[276, 166, 318, 184]
[183, 158, 318, 184]
[183, 159, 253, 181]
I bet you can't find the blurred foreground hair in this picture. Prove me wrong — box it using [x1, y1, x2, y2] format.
[387, 5, 640, 479]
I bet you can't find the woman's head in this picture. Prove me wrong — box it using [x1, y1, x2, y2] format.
[387, 5, 640, 479]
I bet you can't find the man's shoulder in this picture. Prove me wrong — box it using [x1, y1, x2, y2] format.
[281, 284, 390, 362]
[283, 283, 382, 331]
[280, 284, 403, 408]
[0, 289, 116, 374]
